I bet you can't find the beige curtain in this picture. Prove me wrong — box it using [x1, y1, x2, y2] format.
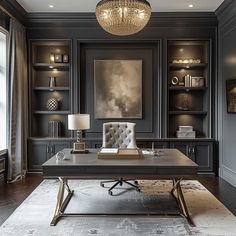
[8, 18, 28, 181]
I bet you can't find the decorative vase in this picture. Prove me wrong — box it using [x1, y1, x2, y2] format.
[46, 98, 59, 111]
[49, 77, 56, 90]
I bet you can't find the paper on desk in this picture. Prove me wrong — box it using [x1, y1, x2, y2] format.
[99, 148, 118, 154]
[142, 150, 152, 155]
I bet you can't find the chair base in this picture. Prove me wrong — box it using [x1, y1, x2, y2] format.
[100, 178, 140, 195]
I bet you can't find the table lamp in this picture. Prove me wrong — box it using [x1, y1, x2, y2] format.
[68, 114, 90, 153]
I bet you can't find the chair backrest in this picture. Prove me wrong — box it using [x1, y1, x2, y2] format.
[103, 122, 137, 148]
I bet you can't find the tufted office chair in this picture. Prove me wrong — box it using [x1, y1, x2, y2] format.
[100, 122, 140, 195]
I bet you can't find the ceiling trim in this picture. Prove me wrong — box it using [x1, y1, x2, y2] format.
[215, 0, 233, 16]
[1, 1, 218, 28]
[25, 12, 217, 28]
[1, 0, 27, 23]
[215, 0, 236, 27]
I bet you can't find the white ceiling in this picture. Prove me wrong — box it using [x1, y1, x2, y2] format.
[16, 0, 224, 13]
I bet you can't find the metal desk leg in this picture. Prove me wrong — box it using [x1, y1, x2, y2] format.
[171, 178, 195, 227]
[50, 177, 74, 226]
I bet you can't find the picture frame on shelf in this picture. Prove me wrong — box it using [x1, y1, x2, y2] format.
[63, 54, 69, 63]
[191, 77, 205, 87]
[54, 54, 63, 63]
[49, 53, 55, 63]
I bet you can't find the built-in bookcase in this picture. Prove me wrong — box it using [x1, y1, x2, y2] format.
[29, 40, 72, 138]
[167, 40, 211, 138]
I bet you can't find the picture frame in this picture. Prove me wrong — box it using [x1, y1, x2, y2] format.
[94, 60, 142, 119]
[226, 79, 236, 113]
[191, 77, 205, 87]
[63, 54, 69, 63]
[54, 54, 62, 63]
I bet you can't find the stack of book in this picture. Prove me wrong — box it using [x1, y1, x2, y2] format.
[176, 126, 196, 139]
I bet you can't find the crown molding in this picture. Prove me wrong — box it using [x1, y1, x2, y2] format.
[215, 0, 233, 16]
[1, 1, 218, 29]
[215, 0, 236, 27]
[24, 12, 217, 28]
[0, 0, 27, 23]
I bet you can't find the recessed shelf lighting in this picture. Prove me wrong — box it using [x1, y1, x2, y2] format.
[188, 4, 194, 8]
[49, 5, 54, 8]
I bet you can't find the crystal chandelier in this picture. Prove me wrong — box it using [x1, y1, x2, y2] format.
[95, 0, 151, 36]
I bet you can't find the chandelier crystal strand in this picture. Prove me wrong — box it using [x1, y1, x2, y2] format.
[96, 0, 151, 36]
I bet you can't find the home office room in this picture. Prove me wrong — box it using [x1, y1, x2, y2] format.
[1, 0, 236, 235]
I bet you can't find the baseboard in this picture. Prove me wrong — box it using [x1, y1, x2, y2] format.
[26, 172, 43, 176]
[221, 165, 236, 188]
[197, 172, 215, 177]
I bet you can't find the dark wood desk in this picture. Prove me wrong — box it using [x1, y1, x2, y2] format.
[42, 149, 198, 226]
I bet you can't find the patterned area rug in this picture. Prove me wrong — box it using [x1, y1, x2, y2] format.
[1, 180, 236, 236]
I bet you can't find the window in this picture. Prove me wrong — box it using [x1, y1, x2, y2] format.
[0, 28, 7, 150]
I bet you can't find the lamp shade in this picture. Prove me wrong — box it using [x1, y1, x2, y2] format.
[68, 114, 90, 130]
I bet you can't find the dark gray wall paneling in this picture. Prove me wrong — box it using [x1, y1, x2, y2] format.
[0, 4, 218, 173]
[25, 12, 217, 138]
[79, 42, 159, 138]
[217, 0, 236, 187]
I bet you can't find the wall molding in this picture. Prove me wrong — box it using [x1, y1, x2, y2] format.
[0, 0, 27, 24]
[221, 165, 236, 188]
[24, 12, 217, 28]
[217, 0, 236, 185]
[1, 1, 218, 28]
[216, 0, 236, 28]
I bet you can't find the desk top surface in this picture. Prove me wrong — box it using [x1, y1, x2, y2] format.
[42, 149, 198, 169]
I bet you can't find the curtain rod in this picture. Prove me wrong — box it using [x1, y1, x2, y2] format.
[0, 5, 15, 20]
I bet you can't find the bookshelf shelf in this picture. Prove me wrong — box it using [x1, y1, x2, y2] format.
[167, 40, 211, 138]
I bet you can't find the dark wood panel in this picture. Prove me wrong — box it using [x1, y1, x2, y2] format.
[52, 141, 71, 157]
[28, 141, 49, 172]
[193, 142, 213, 172]
[79, 42, 160, 138]
[169, 142, 191, 157]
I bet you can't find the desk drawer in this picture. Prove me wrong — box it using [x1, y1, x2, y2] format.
[86, 167, 157, 175]
[0, 158, 5, 174]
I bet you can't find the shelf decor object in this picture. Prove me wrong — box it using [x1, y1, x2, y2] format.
[68, 114, 90, 152]
[171, 76, 179, 86]
[46, 98, 59, 111]
[176, 126, 196, 139]
[49, 53, 55, 63]
[95, 0, 151, 36]
[172, 59, 201, 64]
[54, 54, 62, 63]
[49, 77, 56, 91]
[191, 77, 205, 87]
[63, 54, 69, 63]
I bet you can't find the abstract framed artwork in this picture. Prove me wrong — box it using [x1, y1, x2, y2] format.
[226, 79, 236, 113]
[94, 60, 142, 119]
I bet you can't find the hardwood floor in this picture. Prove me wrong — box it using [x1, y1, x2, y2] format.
[0, 175, 236, 226]
[0, 175, 42, 226]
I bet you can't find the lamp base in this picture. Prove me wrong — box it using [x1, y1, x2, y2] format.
[73, 142, 85, 151]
